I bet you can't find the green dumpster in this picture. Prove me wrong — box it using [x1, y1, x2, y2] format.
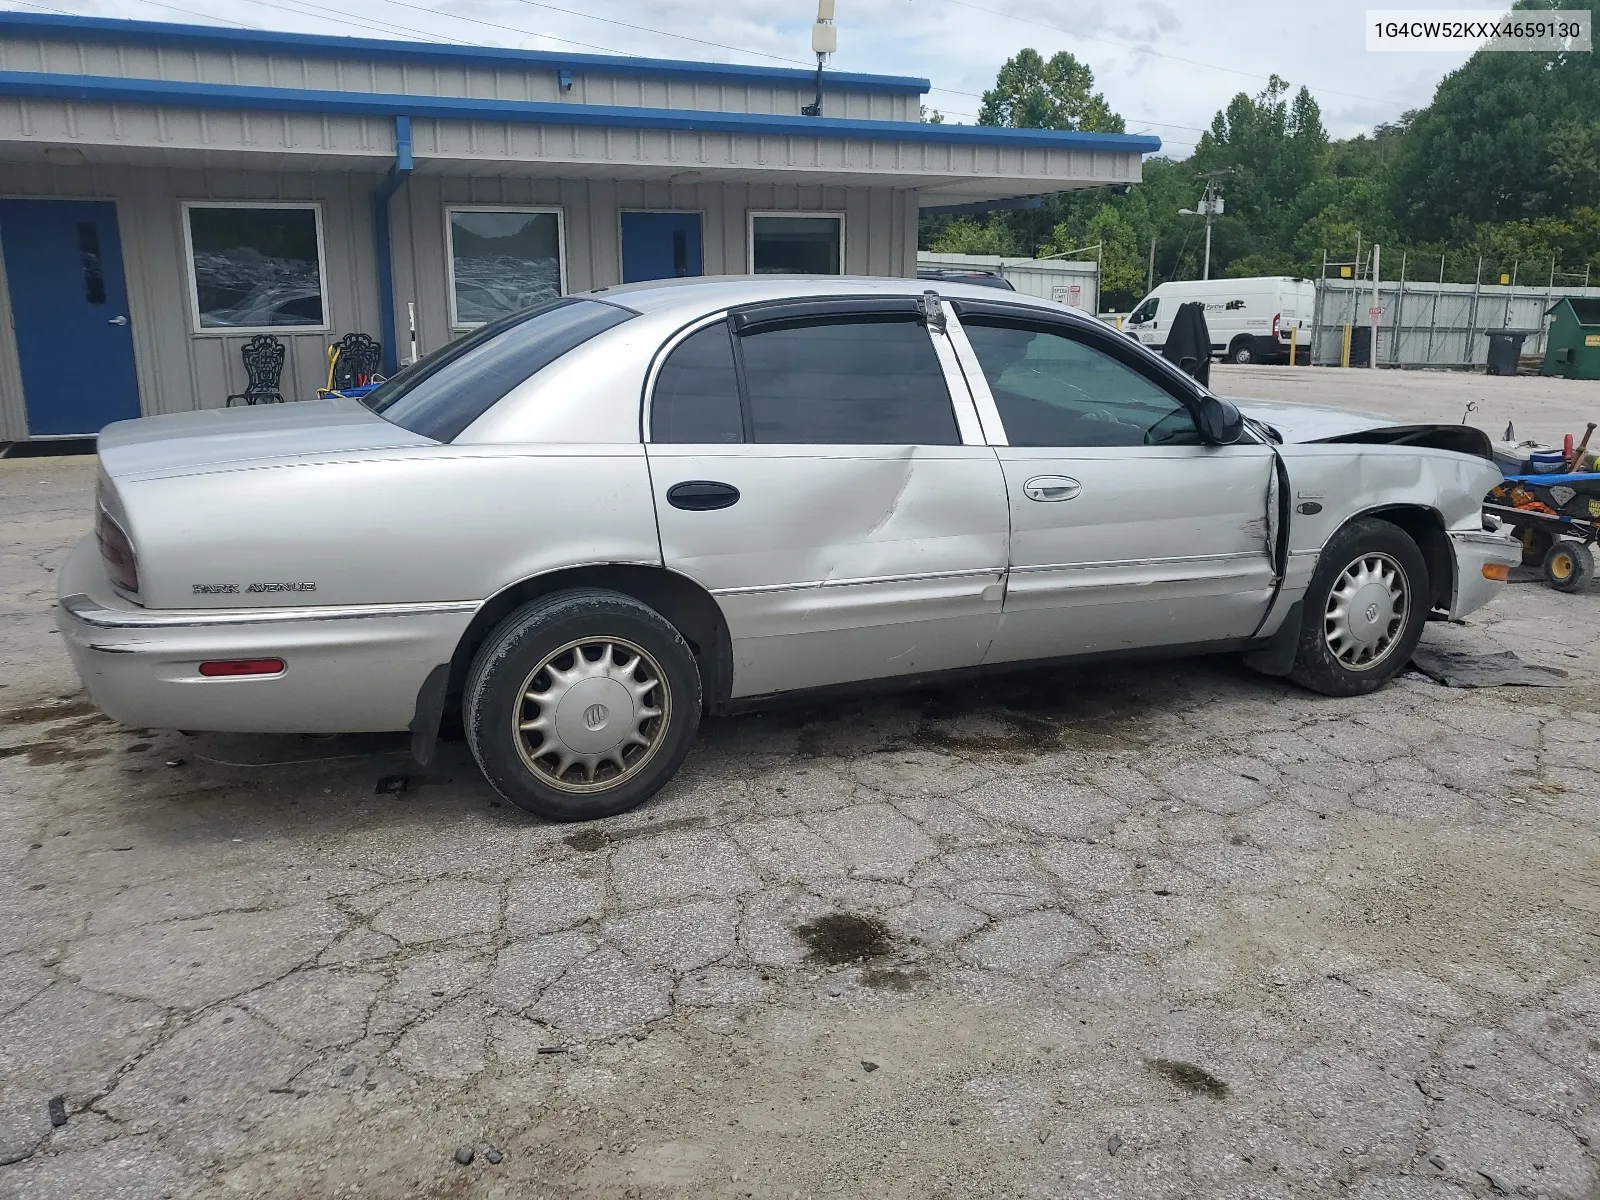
[1541, 297, 1600, 380]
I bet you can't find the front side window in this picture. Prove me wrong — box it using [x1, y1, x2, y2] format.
[184, 203, 326, 330]
[738, 317, 957, 445]
[750, 214, 842, 275]
[1129, 297, 1159, 324]
[448, 208, 564, 328]
[963, 319, 1199, 447]
[362, 298, 633, 442]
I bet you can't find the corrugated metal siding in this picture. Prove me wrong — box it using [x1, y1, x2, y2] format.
[0, 97, 1133, 194]
[0, 34, 914, 120]
[389, 176, 918, 361]
[0, 163, 916, 429]
[0, 162, 381, 425]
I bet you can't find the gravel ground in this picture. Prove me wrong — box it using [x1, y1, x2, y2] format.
[2, 380, 1599, 1199]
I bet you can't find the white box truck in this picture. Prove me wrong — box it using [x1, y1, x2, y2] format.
[1124, 277, 1315, 364]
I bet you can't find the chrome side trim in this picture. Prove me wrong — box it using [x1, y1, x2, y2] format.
[710, 566, 1003, 597]
[1010, 551, 1264, 574]
[60, 593, 480, 630]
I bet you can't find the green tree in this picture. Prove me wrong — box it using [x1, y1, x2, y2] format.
[1389, 0, 1600, 237]
[976, 48, 1125, 132]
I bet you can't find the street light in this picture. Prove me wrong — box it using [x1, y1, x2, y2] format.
[1178, 188, 1225, 280]
[801, 0, 836, 117]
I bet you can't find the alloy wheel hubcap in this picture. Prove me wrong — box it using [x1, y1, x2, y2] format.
[1323, 551, 1409, 671]
[513, 637, 669, 793]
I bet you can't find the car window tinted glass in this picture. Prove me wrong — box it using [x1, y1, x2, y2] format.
[1130, 297, 1159, 323]
[650, 322, 744, 444]
[963, 319, 1199, 447]
[362, 298, 633, 442]
[737, 316, 959, 445]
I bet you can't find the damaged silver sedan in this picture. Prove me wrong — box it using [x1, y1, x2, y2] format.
[58, 278, 1518, 820]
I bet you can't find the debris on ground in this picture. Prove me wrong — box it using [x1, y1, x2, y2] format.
[1107, 1133, 1123, 1155]
[1146, 1059, 1230, 1098]
[1409, 646, 1569, 688]
[47, 1096, 66, 1128]
[374, 774, 410, 795]
[453, 1146, 475, 1166]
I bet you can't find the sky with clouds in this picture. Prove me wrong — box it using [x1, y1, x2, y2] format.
[3, 0, 1496, 155]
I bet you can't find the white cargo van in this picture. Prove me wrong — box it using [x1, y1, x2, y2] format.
[1124, 277, 1315, 364]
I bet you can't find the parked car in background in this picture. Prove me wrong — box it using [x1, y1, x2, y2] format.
[60, 277, 1516, 822]
[1126, 276, 1315, 363]
[916, 267, 1015, 291]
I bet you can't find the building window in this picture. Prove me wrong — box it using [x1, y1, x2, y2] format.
[447, 207, 565, 328]
[749, 213, 843, 275]
[182, 202, 328, 331]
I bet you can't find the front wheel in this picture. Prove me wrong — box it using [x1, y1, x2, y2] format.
[464, 590, 702, 821]
[1288, 518, 1430, 697]
[1228, 340, 1254, 365]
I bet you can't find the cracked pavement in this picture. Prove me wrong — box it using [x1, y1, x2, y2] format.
[2, 438, 1599, 1200]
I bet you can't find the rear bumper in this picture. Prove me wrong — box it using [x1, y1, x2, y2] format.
[1448, 519, 1520, 619]
[54, 537, 476, 734]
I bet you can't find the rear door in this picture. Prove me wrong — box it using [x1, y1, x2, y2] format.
[945, 302, 1277, 664]
[646, 299, 1009, 698]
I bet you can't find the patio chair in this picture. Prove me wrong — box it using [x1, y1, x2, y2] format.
[319, 332, 384, 397]
[225, 334, 286, 406]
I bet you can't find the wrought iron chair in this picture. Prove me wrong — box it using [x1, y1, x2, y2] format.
[329, 332, 383, 392]
[225, 334, 286, 406]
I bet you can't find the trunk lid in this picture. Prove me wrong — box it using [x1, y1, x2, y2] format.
[96, 397, 432, 481]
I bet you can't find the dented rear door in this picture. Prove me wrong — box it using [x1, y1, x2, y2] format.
[645, 303, 1008, 699]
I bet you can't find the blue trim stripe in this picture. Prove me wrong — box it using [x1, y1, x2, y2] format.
[0, 11, 931, 96]
[0, 70, 1162, 154]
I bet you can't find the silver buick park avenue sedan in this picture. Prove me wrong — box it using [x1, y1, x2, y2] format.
[58, 277, 1519, 821]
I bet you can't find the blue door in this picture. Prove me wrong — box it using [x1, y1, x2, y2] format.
[621, 211, 703, 284]
[0, 199, 141, 436]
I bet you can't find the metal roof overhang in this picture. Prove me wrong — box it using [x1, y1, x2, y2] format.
[0, 71, 1161, 204]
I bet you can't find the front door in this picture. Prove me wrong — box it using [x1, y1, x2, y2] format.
[621, 211, 703, 284]
[946, 305, 1277, 663]
[646, 302, 1009, 698]
[0, 199, 141, 436]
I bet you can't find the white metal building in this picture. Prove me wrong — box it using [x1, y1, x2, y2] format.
[0, 13, 1159, 440]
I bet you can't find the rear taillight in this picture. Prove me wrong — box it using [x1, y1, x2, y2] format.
[95, 506, 139, 593]
[1272, 312, 1282, 338]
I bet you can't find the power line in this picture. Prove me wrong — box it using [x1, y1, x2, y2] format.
[498, 0, 809, 67]
[939, 0, 1403, 110]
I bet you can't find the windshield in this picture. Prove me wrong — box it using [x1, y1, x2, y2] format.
[362, 298, 635, 442]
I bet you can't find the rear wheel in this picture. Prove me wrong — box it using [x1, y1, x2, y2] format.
[1543, 540, 1593, 593]
[1288, 518, 1430, 697]
[1518, 526, 1553, 567]
[464, 589, 702, 821]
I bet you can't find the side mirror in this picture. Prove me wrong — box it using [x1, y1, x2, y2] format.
[1196, 394, 1244, 445]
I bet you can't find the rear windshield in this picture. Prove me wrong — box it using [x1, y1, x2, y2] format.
[361, 298, 635, 442]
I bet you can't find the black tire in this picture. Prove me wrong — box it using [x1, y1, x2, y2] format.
[463, 589, 702, 821]
[1543, 540, 1593, 593]
[1288, 518, 1431, 697]
[1228, 340, 1254, 365]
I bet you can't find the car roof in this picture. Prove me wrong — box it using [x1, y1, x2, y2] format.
[582, 273, 1090, 327]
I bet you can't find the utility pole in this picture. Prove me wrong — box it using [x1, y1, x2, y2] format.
[1179, 172, 1228, 281]
[1146, 236, 1156, 294]
[1369, 243, 1380, 370]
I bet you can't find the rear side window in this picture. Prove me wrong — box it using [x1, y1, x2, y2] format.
[649, 322, 744, 444]
[738, 317, 958, 445]
[362, 298, 634, 442]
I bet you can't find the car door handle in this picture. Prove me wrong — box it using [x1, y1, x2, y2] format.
[666, 480, 740, 511]
[108, 315, 128, 326]
[1023, 476, 1081, 502]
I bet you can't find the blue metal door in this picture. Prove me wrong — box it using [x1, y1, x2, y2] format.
[0, 199, 141, 436]
[621, 211, 703, 284]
